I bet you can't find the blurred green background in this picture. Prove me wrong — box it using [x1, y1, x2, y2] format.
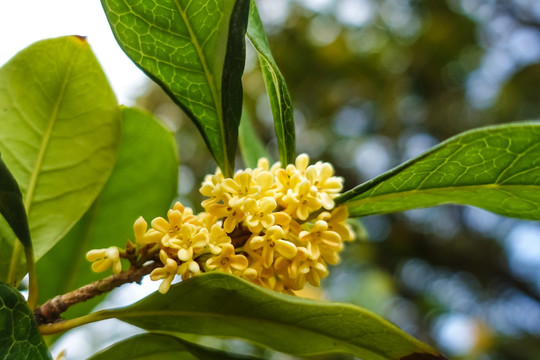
[125, 1, 540, 359]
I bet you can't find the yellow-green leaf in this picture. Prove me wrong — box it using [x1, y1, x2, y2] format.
[247, 0, 295, 165]
[0, 37, 120, 283]
[337, 122, 540, 220]
[101, 0, 250, 177]
[79, 273, 445, 360]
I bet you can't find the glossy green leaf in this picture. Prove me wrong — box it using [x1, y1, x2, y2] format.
[94, 273, 444, 360]
[238, 108, 271, 168]
[0, 36, 120, 283]
[36, 107, 178, 318]
[247, 0, 295, 165]
[88, 333, 260, 360]
[336, 122, 540, 219]
[101, 0, 250, 177]
[0, 283, 51, 360]
[0, 155, 31, 248]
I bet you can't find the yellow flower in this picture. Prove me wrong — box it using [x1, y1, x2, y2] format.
[274, 247, 309, 281]
[275, 167, 301, 198]
[286, 153, 310, 176]
[133, 216, 162, 246]
[150, 250, 179, 294]
[247, 225, 297, 268]
[281, 180, 322, 220]
[299, 219, 343, 265]
[306, 162, 343, 210]
[205, 201, 245, 233]
[221, 170, 259, 207]
[299, 258, 329, 287]
[151, 208, 184, 239]
[273, 211, 293, 234]
[317, 206, 354, 241]
[199, 170, 225, 207]
[253, 170, 276, 198]
[208, 223, 232, 254]
[86, 246, 122, 274]
[206, 244, 248, 274]
[243, 257, 278, 289]
[177, 259, 201, 280]
[244, 197, 276, 233]
[164, 223, 209, 262]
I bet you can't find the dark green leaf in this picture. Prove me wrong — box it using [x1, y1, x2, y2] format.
[36, 107, 178, 318]
[0, 283, 51, 360]
[0, 156, 30, 247]
[101, 0, 250, 177]
[238, 107, 272, 168]
[88, 333, 260, 360]
[0, 36, 120, 283]
[247, 0, 295, 165]
[103, 273, 443, 360]
[336, 122, 540, 220]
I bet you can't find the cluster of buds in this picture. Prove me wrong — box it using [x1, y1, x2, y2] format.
[86, 154, 355, 294]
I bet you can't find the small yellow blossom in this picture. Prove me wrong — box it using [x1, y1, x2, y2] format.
[207, 223, 232, 254]
[150, 250, 179, 294]
[248, 225, 297, 268]
[206, 244, 248, 274]
[177, 259, 201, 280]
[282, 180, 321, 220]
[221, 170, 259, 207]
[133, 216, 162, 246]
[206, 201, 245, 233]
[244, 197, 276, 233]
[306, 162, 343, 210]
[300, 258, 329, 287]
[318, 206, 354, 242]
[299, 219, 343, 265]
[163, 223, 209, 261]
[151, 208, 184, 239]
[274, 247, 309, 282]
[199, 170, 225, 207]
[86, 246, 122, 274]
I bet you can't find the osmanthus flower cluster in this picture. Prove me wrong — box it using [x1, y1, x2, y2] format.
[86, 154, 355, 294]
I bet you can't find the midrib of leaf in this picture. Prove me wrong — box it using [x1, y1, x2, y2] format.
[173, 0, 229, 173]
[345, 183, 540, 209]
[7, 52, 77, 283]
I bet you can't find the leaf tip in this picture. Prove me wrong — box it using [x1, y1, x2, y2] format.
[71, 35, 88, 43]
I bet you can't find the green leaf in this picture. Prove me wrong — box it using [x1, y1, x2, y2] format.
[0, 36, 120, 283]
[238, 107, 272, 168]
[88, 333, 261, 360]
[0, 283, 51, 360]
[36, 107, 178, 318]
[101, 0, 250, 177]
[98, 273, 444, 360]
[247, 0, 295, 165]
[0, 155, 31, 248]
[336, 122, 540, 220]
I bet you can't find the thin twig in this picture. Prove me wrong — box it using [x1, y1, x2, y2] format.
[34, 262, 159, 325]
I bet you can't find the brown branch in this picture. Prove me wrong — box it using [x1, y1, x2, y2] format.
[34, 262, 160, 325]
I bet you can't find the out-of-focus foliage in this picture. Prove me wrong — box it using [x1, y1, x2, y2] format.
[134, 0, 540, 358]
